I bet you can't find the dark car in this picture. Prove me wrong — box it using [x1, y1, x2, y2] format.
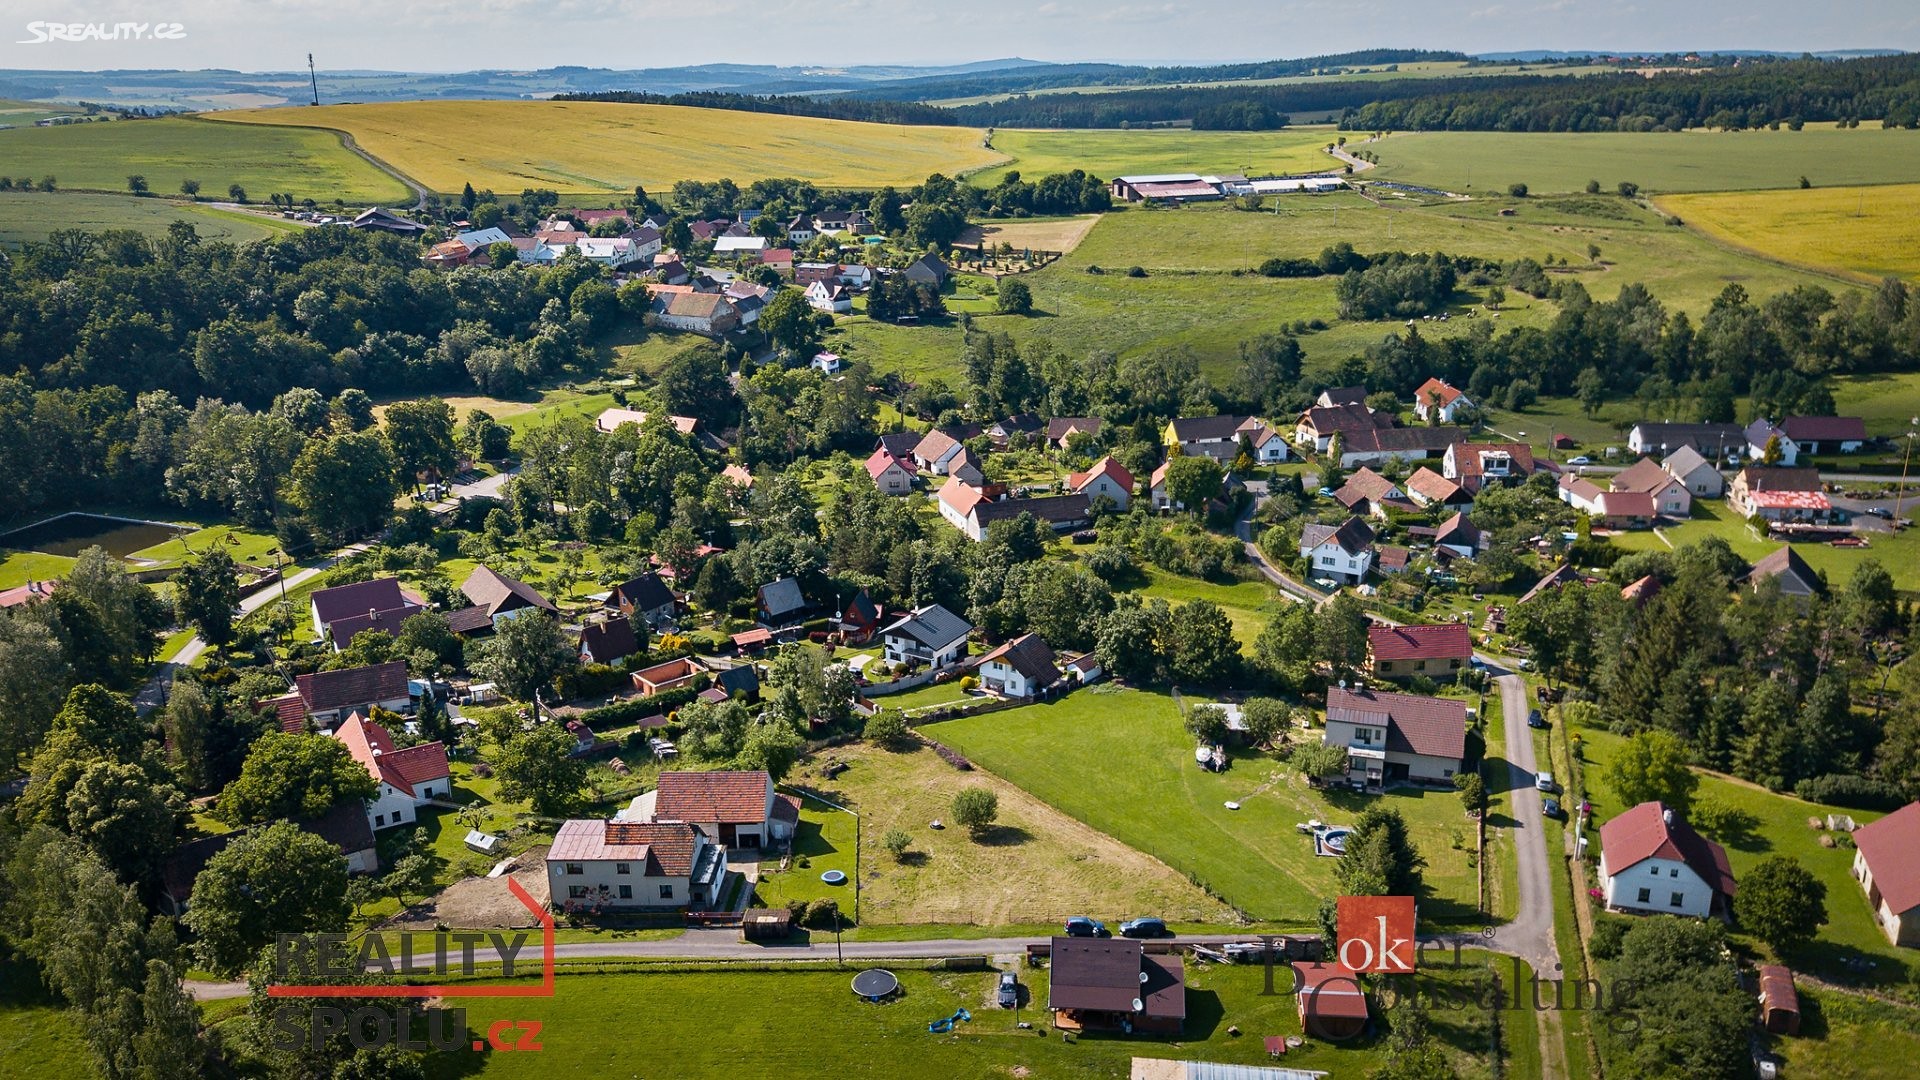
[997, 970, 1019, 1008]
[1543, 798, 1565, 820]
[1064, 917, 1110, 938]
[1866, 507, 1894, 520]
[1119, 917, 1171, 939]
[1528, 709, 1548, 729]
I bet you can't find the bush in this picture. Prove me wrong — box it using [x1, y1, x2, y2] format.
[882, 829, 911, 861]
[958, 675, 979, 691]
[1508, 182, 1529, 197]
[863, 709, 913, 751]
[800, 898, 841, 930]
[1794, 773, 1906, 810]
[1125, 266, 1147, 278]
[1589, 915, 1631, 959]
[579, 688, 696, 730]
[951, 787, 999, 835]
[555, 662, 630, 700]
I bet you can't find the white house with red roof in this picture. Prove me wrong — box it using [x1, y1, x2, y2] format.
[865, 447, 917, 495]
[547, 819, 726, 911]
[1068, 456, 1134, 510]
[619, 769, 797, 852]
[1852, 800, 1920, 947]
[1598, 801, 1736, 918]
[333, 713, 451, 832]
[1413, 378, 1473, 423]
[1323, 686, 1467, 789]
[1366, 623, 1472, 679]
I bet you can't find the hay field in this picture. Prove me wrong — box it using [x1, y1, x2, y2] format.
[1366, 126, 1920, 194]
[970, 127, 1341, 186]
[0, 192, 299, 247]
[956, 213, 1101, 253]
[213, 101, 1005, 194]
[1657, 183, 1920, 282]
[0, 116, 411, 204]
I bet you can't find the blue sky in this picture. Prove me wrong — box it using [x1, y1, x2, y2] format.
[2, 1, 1914, 72]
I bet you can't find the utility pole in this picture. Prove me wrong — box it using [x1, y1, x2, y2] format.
[1896, 417, 1919, 523]
[308, 54, 320, 107]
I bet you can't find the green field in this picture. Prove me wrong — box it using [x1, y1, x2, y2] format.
[932, 61, 1619, 107]
[1365, 127, 1920, 195]
[1771, 987, 1920, 1079]
[929, 686, 1487, 924]
[423, 953, 1530, 1079]
[0, 116, 412, 204]
[1606, 498, 1920, 592]
[970, 127, 1342, 187]
[0, 961, 88, 1079]
[834, 191, 1846, 385]
[215, 101, 1006, 194]
[1657, 183, 1920, 282]
[1832, 371, 1920, 436]
[0, 191, 301, 247]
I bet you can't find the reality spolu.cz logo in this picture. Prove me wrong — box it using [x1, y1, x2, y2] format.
[266, 876, 555, 1055]
[17, 21, 187, 44]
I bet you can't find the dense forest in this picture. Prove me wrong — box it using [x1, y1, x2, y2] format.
[550, 89, 959, 127]
[1341, 52, 1920, 131]
[841, 49, 1469, 102]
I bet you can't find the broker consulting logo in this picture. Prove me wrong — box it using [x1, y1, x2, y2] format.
[1335, 894, 1416, 973]
[266, 877, 554, 1055]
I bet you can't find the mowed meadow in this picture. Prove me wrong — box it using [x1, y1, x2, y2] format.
[1658, 183, 1920, 282]
[0, 191, 301, 246]
[1365, 125, 1920, 194]
[968, 127, 1342, 186]
[0, 116, 412, 204]
[213, 101, 1007, 194]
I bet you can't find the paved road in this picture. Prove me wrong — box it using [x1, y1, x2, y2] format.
[134, 543, 368, 714]
[1485, 670, 1559, 973]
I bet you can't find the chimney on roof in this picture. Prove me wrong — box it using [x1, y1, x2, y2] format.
[1663, 807, 1674, 825]
[369, 607, 378, 620]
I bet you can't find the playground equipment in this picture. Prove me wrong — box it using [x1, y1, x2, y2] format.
[928, 1008, 972, 1033]
[851, 969, 899, 1002]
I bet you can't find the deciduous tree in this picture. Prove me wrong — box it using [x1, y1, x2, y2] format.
[184, 821, 350, 977]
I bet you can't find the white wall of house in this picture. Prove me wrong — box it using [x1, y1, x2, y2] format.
[1670, 465, 1724, 498]
[1077, 473, 1131, 509]
[1303, 541, 1371, 583]
[980, 660, 1042, 698]
[1601, 855, 1715, 918]
[547, 852, 718, 910]
[883, 633, 965, 669]
[1854, 849, 1920, 947]
[875, 464, 914, 495]
[366, 781, 419, 831]
[1254, 439, 1291, 463]
[1748, 437, 1801, 467]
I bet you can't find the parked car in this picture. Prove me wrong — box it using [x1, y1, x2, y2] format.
[1866, 507, 1894, 520]
[1567, 455, 1591, 465]
[1120, 917, 1171, 939]
[1528, 709, 1548, 729]
[1534, 772, 1557, 794]
[1517, 658, 1535, 672]
[997, 970, 1019, 1007]
[1064, 917, 1110, 938]
[1316, 487, 1336, 498]
[1543, 798, 1565, 819]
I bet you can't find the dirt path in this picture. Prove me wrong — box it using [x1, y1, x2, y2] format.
[330, 128, 431, 210]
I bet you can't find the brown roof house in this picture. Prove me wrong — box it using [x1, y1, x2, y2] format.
[1728, 466, 1831, 523]
[977, 633, 1062, 699]
[1745, 545, 1825, 599]
[1598, 801, 1736, 918]
[609, 572, 676, 626]
[579, 615, 641, 665]
[308, 577, 426, 651]
[620, 769, 794, 851]
[1300, 518, 1376, 585]
[294, 660, 413, 730]
[1442, 442, 1538, 493]
[1333, 468, 1408, 519]
[462, 565, 557, 628]
[1367, 623, 1472, 680]
[1609, 457, 1693, 518]
[1758, 965, 1801, 1036]
[1403, 467, 1470, 509]
[1047, 936, 1185, 1034]
[1851, 800, 1920, 947]
[1323, 686, 1468, 790]
[1295, 962, 1370, 1040]
[1413, 377, 1473, 423]
[547, 819, 726, 911]
[158, 801, 377, 917]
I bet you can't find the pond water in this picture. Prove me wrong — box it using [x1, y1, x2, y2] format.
[0, 513, 189, 559]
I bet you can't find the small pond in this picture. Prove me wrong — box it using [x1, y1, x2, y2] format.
[0, 513, 189, 559]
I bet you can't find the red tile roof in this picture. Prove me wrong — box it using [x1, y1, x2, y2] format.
[865, 447, 914, 480]
[550, 819, 699, 875]
[1599, 801, 1736, 898]
[1415, 377, 1466, 408]
[1368, 623, 1472, 662]
[1068, 456, 1134, 495]
[653, 770, 771, 825]
[1853, 801, 1920, 915]
[0, 579, 58, 608]
[1610, 457, 1678, 495]
[335, 713, 449, 791]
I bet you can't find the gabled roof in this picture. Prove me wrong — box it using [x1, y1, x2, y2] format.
[1294, 962, 1369, 1019]
[550, 819, 700, 875]
[653, 770, 771, 825]
[1300, 403, 1391, 436]
[1415, 377, 1467, 408]
[661, 292, 737, 320]
[1746, 545, 1825, 594]
[1404, 467, 1465, 505]
[324, 601, 427, 650]
[992, 412, 1044, 436]
[1630, 421, 1744, 452]
[1779, 415, 1866, 443]
[1609, 457, 1679, 494]
[971, 492, 1090, 528]
[310, 578, 412, 629]
[912, 428, 964, 463]
[1368, 623, 1472, 662]
[1046, 417, 1101, 442]
[580, 617, 640, 662]
[296, 660, 411, 714]
[1434, 511, 1482, 548]
[1736, 466, 1822, 493]
[445, 606, 495, 635]
[937, 475, 988, 518]
[757, 577, 807, 619]
[1447, 442, 1537, 478]
[876, 431, 921, 458]
[843, 588, 881, 626]
[1326, 686, 1467, 760]
[1069, 456, 1134, 494]
[1599, 801, 1736, 898]
[1335, 467, 1401, 507]
[882, 604, 972, 652]
[1853, 801, 1920, 915]
[1345, 426, 1463, 455]
[335, 713, 450, 791]
[1302, 517, 1376, 557]
[614, 573, 675, 613]
[865, 447, 914, 479]
[1047, 937, 1185, 1019]
[1168, 415, 1247, 443]
[462, 565, 555, 617]
[978, 633, 1061, 685]
[1318, 386, 1368, 407]
[1661, 444, 1714, 477]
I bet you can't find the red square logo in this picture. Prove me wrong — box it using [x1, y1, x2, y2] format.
[1335, 895, 1416, 973]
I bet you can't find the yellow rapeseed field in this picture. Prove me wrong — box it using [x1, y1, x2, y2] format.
[211, 100, 1005, 195]
[1658, 184, 1920, 282]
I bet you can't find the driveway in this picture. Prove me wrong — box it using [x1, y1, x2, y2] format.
[1482, 669, 1559, 973]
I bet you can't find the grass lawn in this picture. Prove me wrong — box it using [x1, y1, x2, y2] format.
[1832, 371, 1920, 437]
[425, 951, 1528, 1079]
[1611, 499, 1920, 593]
[929, 686, 1488, 925]
[214, 101, 1005, 194]
[970, 127, 1341, 187]
[0, 549, 73, 589]
[759, 744, 1236, 928]
[1770, 986, 1920, 1079]
[0, 191, 299, 247]
[1562, 713, 1915, 991]
[129, 521, 283, 569]
[1366, 127, 1920, 195]
[0, 960, 89, 1079]
[1657, 183, 1920, 283]
[1133, 567, 1283, 647]
[874, 680, 979, 712]
[0, 116, 411, 204]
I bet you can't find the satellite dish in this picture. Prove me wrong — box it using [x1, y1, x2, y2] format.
[1132, 997, 1145, 1013]
[1139, 970, 1149, 984]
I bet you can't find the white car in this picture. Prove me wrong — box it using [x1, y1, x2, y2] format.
[1534, 772, 1557, 793]
[1567, 455, 1591, 465]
